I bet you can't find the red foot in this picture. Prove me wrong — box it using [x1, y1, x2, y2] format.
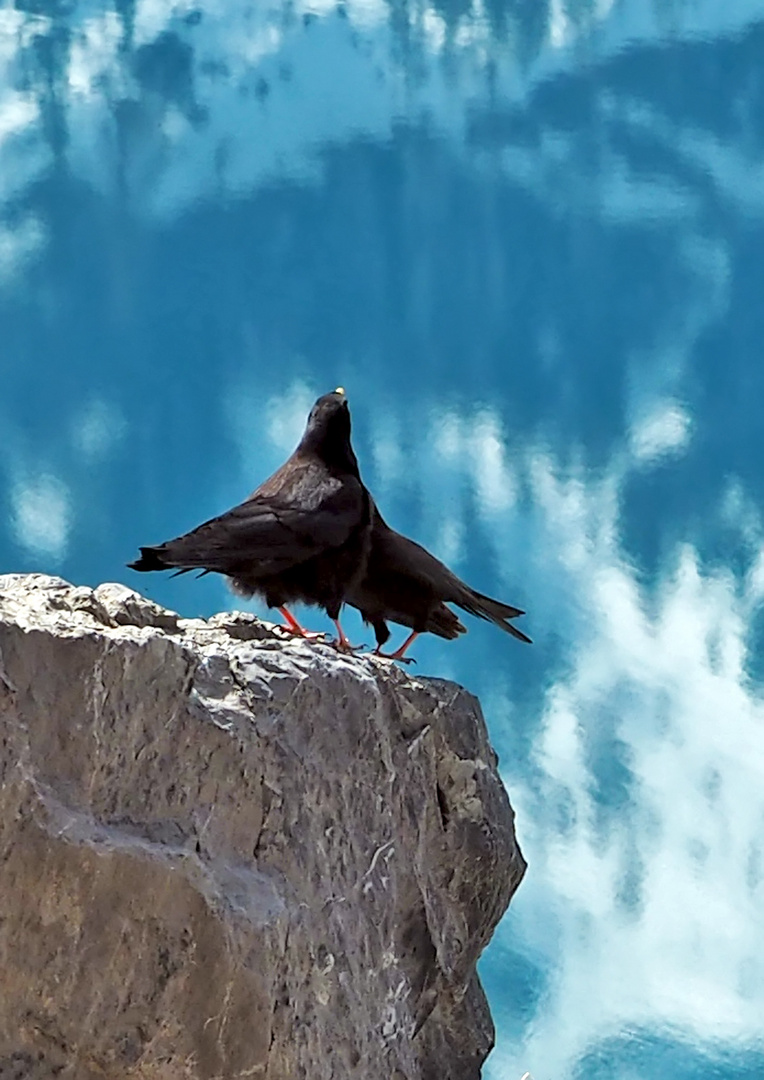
[331, 619, 363, 653]
[373, 631, 419, 664]
[277, 607, 327, 642]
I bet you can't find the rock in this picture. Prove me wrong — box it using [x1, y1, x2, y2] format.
[0, 574, 526, 1080]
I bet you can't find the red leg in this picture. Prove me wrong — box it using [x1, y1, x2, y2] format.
[277, 607, 326, 642]
[374, 630, 419, 663]
[332, 619, 362, 653]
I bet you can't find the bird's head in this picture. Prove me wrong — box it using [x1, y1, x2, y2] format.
[300, 388, 358, 473]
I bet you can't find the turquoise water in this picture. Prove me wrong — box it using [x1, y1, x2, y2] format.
[3, 1, 764, 1076]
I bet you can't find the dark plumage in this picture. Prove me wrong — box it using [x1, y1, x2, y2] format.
[128, 390, 371, 643]
[346, 501, 531, 659]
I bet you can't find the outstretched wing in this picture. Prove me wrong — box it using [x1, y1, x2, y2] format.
[130, 474, 363, 578]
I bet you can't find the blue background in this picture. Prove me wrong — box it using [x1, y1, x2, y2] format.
[2, 1, 764, 1076]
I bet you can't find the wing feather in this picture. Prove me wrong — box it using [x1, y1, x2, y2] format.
[137, 471, 363, 577]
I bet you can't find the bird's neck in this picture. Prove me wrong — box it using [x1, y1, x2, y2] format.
[299, 432, 359, 476]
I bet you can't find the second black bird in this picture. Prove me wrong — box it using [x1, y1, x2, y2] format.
[346, 500, 531, 660]
[128, 389, 371, 647]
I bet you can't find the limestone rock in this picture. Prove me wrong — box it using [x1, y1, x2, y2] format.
[0, 574, 526, 1080]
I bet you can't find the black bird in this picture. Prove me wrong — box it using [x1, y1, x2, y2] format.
[346, 501, 531, 660]
[128, 389, 371, 648]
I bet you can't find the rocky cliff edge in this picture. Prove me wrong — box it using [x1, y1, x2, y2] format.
[0, 574, 525, 1080]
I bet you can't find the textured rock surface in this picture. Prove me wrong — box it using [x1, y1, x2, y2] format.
[0, 574, 525, 1080]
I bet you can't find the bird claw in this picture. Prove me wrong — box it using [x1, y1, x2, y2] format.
[331, 638, 365, 654]
[372, 649, 417, 665]
[329, 620, 365, 653]
[277, 625, 328, 642]
[275, 608, 329, 642]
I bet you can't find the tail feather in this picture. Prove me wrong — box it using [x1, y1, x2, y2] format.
[468, 590, 524, 620]
[127, 547, 171, 573]
[500, 619, 532, 645]
[455, 588, 532, 644]
[427, 605, 467, 641]
[128, 547, 219, 577]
